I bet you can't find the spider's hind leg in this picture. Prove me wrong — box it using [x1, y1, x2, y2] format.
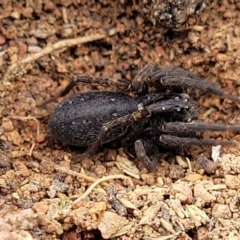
[40, 75, 132, 106]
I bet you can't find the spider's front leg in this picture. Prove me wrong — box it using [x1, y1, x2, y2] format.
[130, 64, 158, 94]
[132, 64, 240, 103]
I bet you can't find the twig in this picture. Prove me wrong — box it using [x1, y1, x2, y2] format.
[9, 116, 41, 135]
[72, 174, 131, 206]
[3, 31, 116, 82]
[29, 142, 36, 157]
[56, 166, 131, 206]
[186, 157, 192, 172]
[55, 165, 100, 183]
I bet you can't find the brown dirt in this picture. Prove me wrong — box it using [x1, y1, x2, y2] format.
[1, 0, 240, 239]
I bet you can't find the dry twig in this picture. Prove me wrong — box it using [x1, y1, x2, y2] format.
[72, 174, 131, 206]
[3, 31, 116, 82]
[55, 165, 100, 183]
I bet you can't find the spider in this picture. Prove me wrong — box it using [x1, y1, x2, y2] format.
[47, 64, 240, 171]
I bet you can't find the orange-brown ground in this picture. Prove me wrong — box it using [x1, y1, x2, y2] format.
[1, 0, 240, 239]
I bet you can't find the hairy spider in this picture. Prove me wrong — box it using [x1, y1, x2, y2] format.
[47, 64, 240, 171]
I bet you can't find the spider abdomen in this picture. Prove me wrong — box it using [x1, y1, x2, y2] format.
[48, 91, 138, 147]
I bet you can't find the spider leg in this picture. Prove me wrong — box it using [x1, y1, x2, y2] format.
[0, 140, 6, 150]
[57, 64, 157, 98]
[70, 75, 131, 92]
[146, 94, 189, 113]
[148, 68, 240, 102]
[40, 75, 132, 106]
[162, 122, 240, 132]
[87, 110, 150, 156]
[159, 134, 234, 147]
[72, 66, 159, 94]
[135, 140, 153, 171]
[134, 139, 160, 171]
[131, 63, 158, 93]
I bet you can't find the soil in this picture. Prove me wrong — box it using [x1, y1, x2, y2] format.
[1, 0, 240, 239]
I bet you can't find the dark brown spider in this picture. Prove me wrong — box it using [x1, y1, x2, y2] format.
[47, 64, 240, 171]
